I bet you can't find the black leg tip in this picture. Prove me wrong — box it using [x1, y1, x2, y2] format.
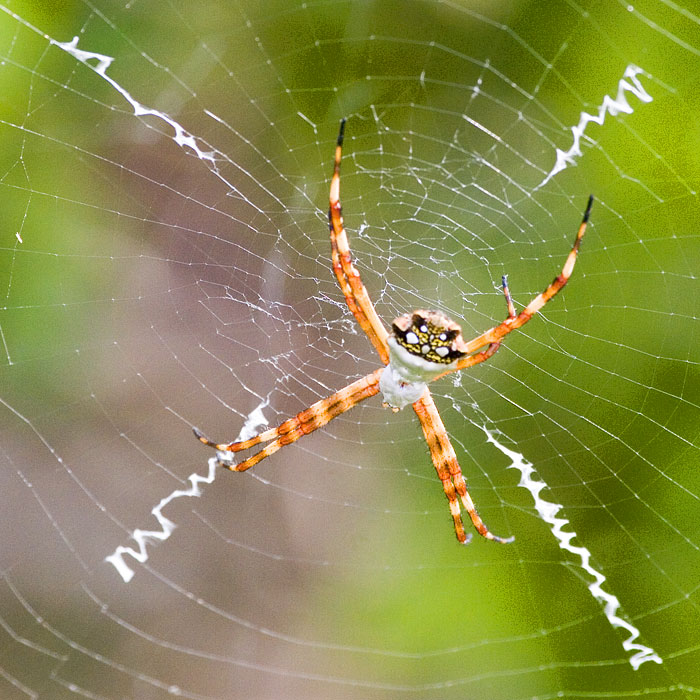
[501, 274, 509, 289]
[582, 194, 594, 223]
[337, 118, 346, 147]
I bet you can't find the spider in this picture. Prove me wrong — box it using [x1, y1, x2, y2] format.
[194, 118, 593, 545]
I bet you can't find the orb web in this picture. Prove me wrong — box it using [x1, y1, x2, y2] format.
[0, 1, 698, 698]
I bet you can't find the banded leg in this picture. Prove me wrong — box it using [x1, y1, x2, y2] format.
[194, 368, 383, 471]
[457, 195, 593, 360]
[434, 274, 518, 381]
[329, 119, 390, 364]
[413, 393, 513, 543]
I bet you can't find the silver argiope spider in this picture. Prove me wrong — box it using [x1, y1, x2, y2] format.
[194, 119, 593, 545]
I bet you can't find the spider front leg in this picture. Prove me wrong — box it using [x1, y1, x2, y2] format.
[413, 394, 514, 544]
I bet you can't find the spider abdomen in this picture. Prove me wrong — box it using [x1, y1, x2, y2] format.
[391, 310, 468, 364]
[380, 310, 467, 410]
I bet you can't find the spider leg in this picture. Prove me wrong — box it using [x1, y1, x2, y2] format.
[329, 119, 390, 364]
[432, 276, 516, 381]
[456, 195, 593, 361]
[501, 274, 517, 319]
[194, 368, 383, 471]
[413, 393, 514, 544]
[412, 395, 469, 544]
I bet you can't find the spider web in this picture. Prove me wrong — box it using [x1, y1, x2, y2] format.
[0, 0, 698, 698]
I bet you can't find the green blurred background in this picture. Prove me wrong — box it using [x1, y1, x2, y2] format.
[0, 0, 698, 698]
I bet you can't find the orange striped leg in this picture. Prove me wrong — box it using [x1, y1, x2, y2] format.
[194, 368, 383, 471]
[434, 275, 517, 381]
[501, 273, 517, 319]
[459, 195, 593, 358]
[328, 119, 390, 364]
[413, 393, 513, 543]
[412, 393, 469, 543]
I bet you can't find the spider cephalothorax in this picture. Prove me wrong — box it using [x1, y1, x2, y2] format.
[194, 117, 593, 546]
